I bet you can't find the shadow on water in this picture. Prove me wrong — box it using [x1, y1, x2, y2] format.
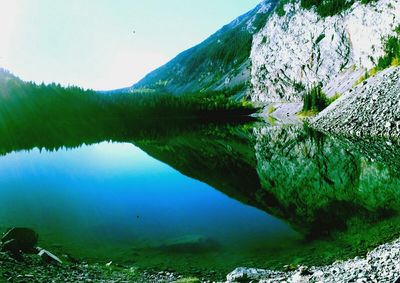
[0, 116, 400, 276]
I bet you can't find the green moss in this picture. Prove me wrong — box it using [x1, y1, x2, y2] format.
[267, 104, 277, 114]
[329, 92, 342, 104]
[175, 278, 201, 283]
[355, 72, 367, 86]
[392, 57, 400, 67]
[297, 109, 319, 118]
[267, 115, 278, 125]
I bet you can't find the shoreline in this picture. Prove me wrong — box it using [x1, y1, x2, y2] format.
[226, 237, 400, 283]
[2, 236, 400, 282]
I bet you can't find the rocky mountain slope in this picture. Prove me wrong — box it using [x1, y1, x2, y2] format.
[119, 0, 400, 136]
[311, 66, 400, 138]
[250, 0, 400, 103]
[123, 0, 277, 96]
[119, 0, 399, 106]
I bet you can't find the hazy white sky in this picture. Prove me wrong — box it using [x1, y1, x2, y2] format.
[0, 0, 261, 90]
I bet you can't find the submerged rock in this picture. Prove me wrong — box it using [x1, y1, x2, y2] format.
[37, 248, 62, 265]
[1, 227, 38, 254]
[159, 235, 220, 253]
[1, 239, 22, 257]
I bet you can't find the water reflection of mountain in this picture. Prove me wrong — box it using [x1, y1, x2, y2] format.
[133, 123, 400, 240]
[1, 119, 400, 240]
[253, 125, 400, 237]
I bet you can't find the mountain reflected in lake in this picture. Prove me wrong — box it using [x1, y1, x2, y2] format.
[0, 120, 399, 276]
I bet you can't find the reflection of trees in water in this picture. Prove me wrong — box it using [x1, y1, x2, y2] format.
[254, 124, 400, 237]
[1, 117, 399, 240]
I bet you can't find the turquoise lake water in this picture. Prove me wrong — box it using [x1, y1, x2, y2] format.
[0, 141, 297, 272]
[0, 122, 399, 277]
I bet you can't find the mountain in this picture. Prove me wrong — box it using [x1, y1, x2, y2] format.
[122, 0, 398, 102]
[117, 0, 400, 137]
[122, 0, 278, 97]
[250, 0, 400, 103]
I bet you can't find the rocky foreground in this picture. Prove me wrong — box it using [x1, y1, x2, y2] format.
[311, 66, 400, 138]
[0, 250, 195, 283]
[0, 228, 194, 283]
[226, 238, 400, 283]
[3, 227, 400, 282]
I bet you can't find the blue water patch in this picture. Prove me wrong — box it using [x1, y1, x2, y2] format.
[0, 142, 296, 263]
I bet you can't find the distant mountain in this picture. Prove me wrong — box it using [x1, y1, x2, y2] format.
[120, 0, 277, 97]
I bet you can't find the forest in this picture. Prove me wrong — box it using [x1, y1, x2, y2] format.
[0, 69, 256, 152]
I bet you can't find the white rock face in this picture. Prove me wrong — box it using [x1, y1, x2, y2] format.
[250, 0, 400, 103]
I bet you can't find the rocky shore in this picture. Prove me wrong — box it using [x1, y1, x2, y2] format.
[311, 66, 400, 139]
[3, 227, 400, 282]
[226, 237, 400, 283]
[0, 250, 195, 283]
[0, 228, 197, 283]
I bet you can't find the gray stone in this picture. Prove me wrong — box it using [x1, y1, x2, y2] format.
[311, 66, 400, 139]
[226, 237, 400, 283]
[38, 249, 62, 265]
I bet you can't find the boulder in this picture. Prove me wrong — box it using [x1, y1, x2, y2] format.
[1, 239, 20, 253]
[1, 228, 38, 253]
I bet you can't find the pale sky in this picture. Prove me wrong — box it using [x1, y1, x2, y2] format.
[0, 0, 261, 90]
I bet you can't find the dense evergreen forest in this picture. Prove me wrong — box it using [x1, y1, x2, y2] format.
[0, 69, 255, 120]
[0, 69, 256, 152]
[276, 0, 377, 17]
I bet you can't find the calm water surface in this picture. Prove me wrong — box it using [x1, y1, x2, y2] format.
[0, 122, 399, 276]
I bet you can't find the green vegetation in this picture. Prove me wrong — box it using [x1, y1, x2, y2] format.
[299, 86, 341, 116]
[175, 278, 201, 283]
[0, 69, 257, 153]
[0, 69, 256, 125]
[134, 4, 273, 94]
[181, 13, 269, 79]
[355, 25, 400, 85]
[355, 69, 371, 85]
[330, 92, 342, 103]
[301, 0, 355, 17]
[275, 0, 292, 16]
[276, 0, 377, 17]
[267, 104, 277, 114]
[376, 26, 400, 70]
[302, 84, 329, 113]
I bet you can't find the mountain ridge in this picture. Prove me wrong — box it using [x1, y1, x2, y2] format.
[119, 0, 277, 97]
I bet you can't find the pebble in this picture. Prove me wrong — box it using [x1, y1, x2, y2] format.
[226, 237, 400, 283]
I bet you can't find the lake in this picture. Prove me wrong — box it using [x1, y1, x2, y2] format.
[0, 121, 399, 278]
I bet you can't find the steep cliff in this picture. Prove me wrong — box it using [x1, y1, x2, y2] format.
[119, 0, 399, 105]
[250, 0, 400, 102]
